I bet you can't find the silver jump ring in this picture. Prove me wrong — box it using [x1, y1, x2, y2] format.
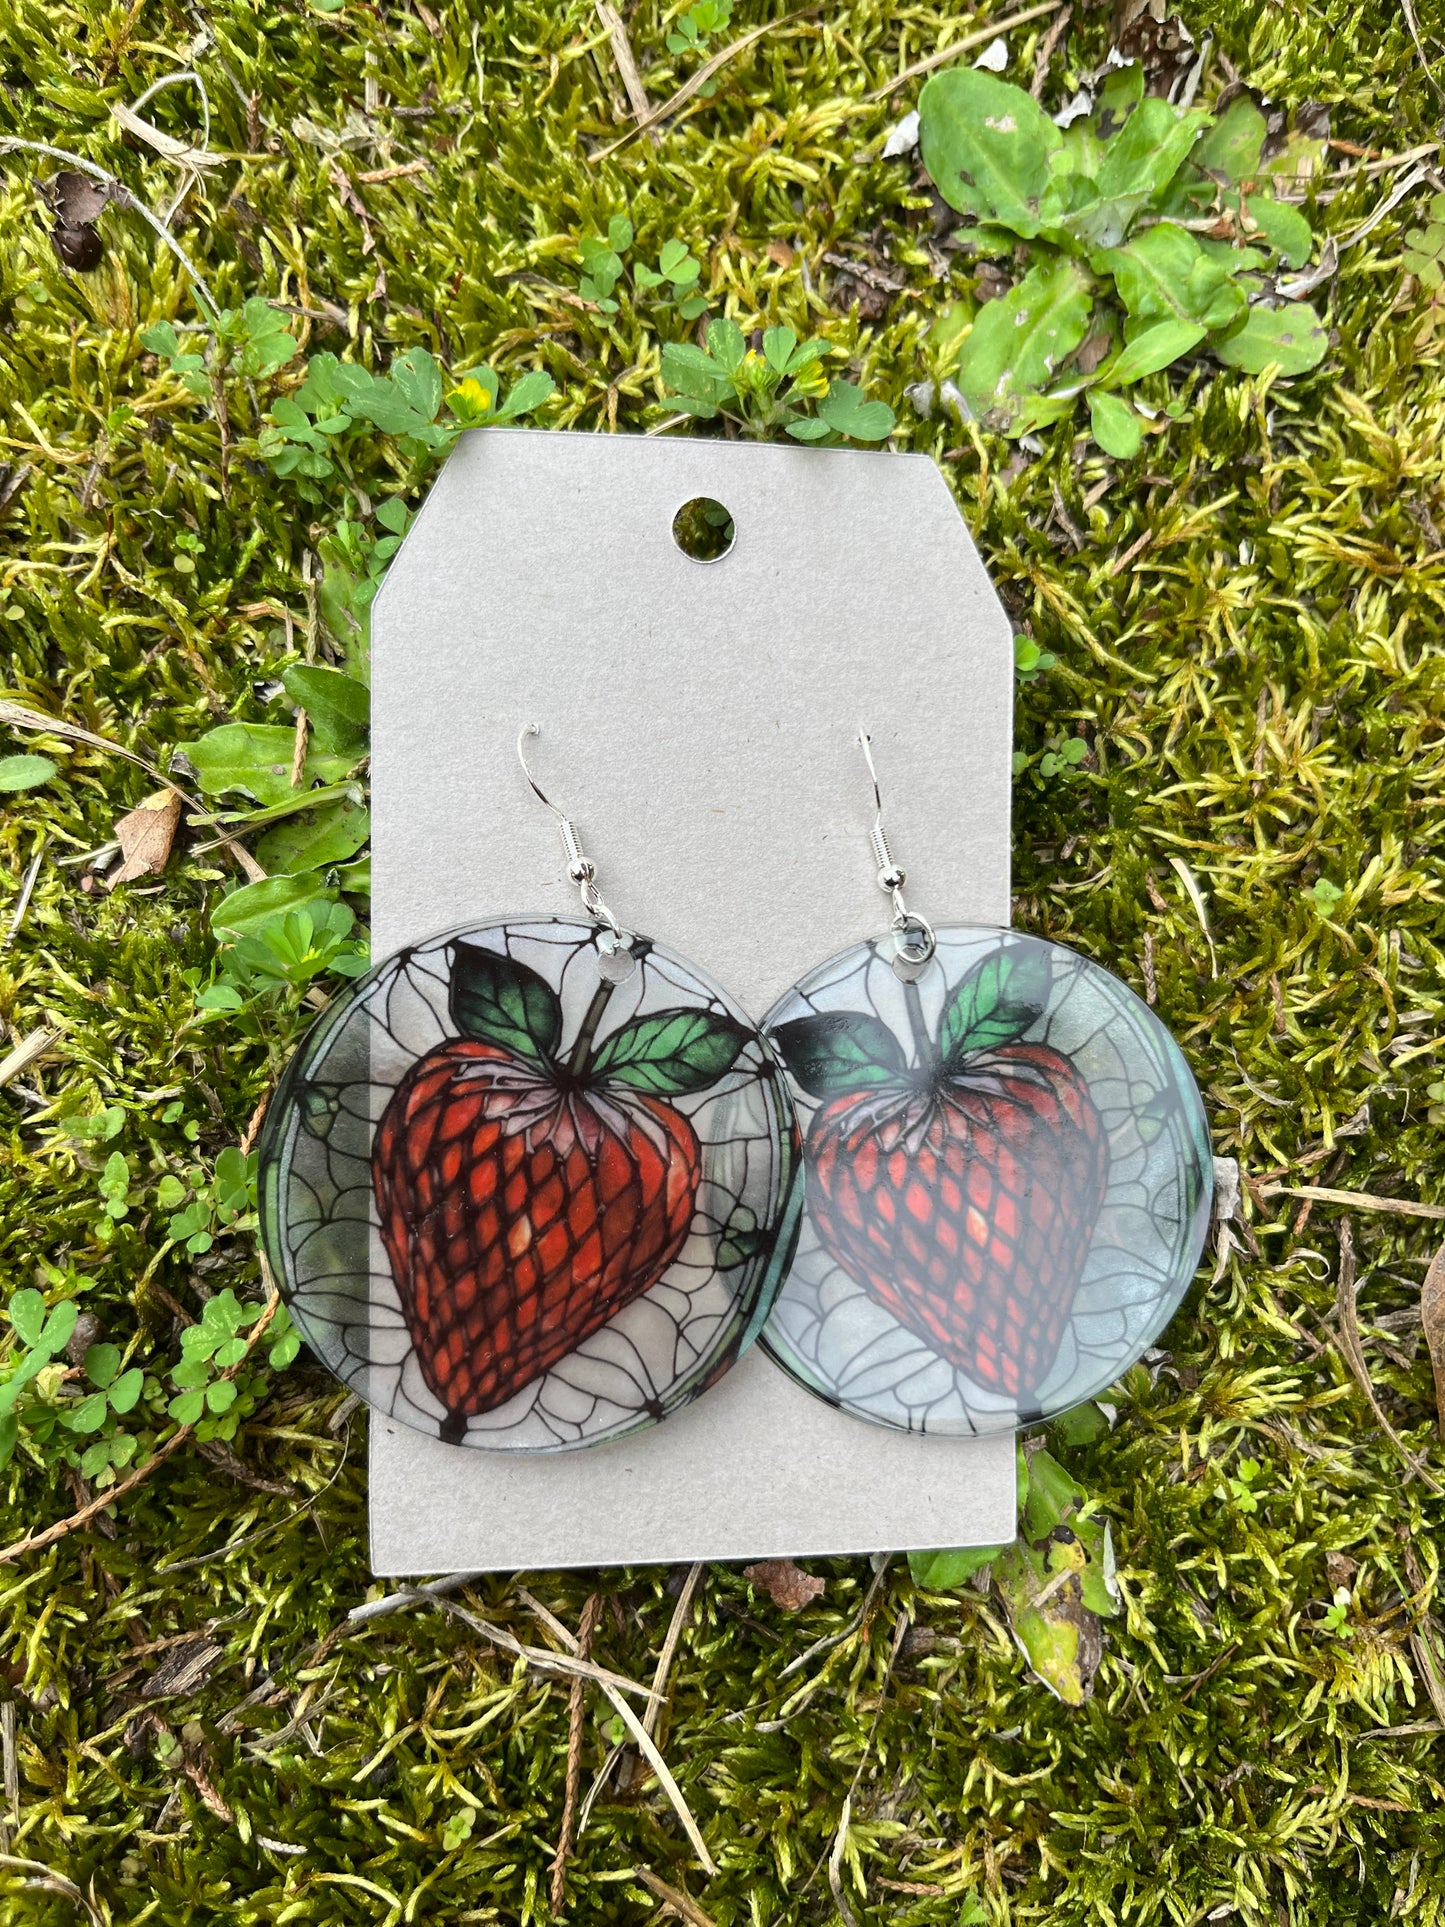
[893, 912, 936, 968]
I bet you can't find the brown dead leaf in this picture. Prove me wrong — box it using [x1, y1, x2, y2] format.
[106, 788, 181, 889]
[1112, 0, 1195, 96]
[743, 1558, 825, 1612]
[1421, 1239, 1445, 1440]
[39, 170, 110, 227]
[142, 1635, 223, 1700]
[1324, 1550, 1358, 1590]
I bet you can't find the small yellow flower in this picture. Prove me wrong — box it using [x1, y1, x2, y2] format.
[451, 377, 492, 417]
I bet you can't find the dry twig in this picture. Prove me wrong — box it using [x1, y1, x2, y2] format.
[548, 1592, 602, 1911]
[594, 1, 653, 129]
[634, 1866, 719, 1926]
[1421, 1240, 1445, 1440]
[592, 11, 813, 159]
[868, 1, 1065, 100]
[1258, 1183, 1445, 1221]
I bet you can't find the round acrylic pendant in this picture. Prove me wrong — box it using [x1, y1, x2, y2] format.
[761, 926, 1212, 1436]
[259, 917, 800, 1451]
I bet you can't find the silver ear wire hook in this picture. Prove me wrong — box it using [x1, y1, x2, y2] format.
[518, 724, 624, 943]
[858, 728, 936, 968]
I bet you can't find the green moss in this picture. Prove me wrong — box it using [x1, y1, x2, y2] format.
[1, 0, 1444, 1920]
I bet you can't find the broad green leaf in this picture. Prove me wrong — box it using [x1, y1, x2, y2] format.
[65, 1392, 109, 1433]
[109, 1367, 144, 1413]
[7, 1288, 46, 1347]
[908, 1545, 1005, 1589]
[1092, 60, 1144, 137]
[1213, 302, 1328, 374]
[0, 1413, 17, 1469]
[389, 347, 443, 422]
[660, 341, 729, 404]
[940, 944, 1051, 1066]
[206, 1379, 237, 1413]
[1243, 194, 1313, 268]
[1100, 317, 1206, 388]
[786, 418, 833, 442]
[1021, 1446, 1085, 1540]
[1191, 94, 1267, 182]
[1088, 390, 1142, 458]
[335, 855, 371, 897]
[0, 754, 57, 791]
[0, 1355, 44, 1416]
[706, 316, 747, 374]
[448, 942, 562, 1066]
[994, 1537, 1103, 1705]
[140, 320, 180, 357]
[918, 68, 1061, 236]
[490, 371, 555, 422]
[180, 723, 352, 805]
[817, 380, 895, 441]
[608, 213, 633, 253]
[281, 663, 370, 753]
[762, 325, 798, 374]
[1051, 1400, 1111, 1447]
[343, 384, 434, 438]
[1096, 97, 1205, 203]
[1012, 387, 1088, 436]
[591, 1009, 749, 1096]
[211, 872, 334, 940]
[1074, 1511, 1121, 1617]
[1061, 99, 1206, 251]
[256, 799, 370, 875]
[769, 1011, 909, 1099]
[1096, 223, 1244, 329]
[658, 238, 691, 277]
[169, 1389, 205, 1425]
[954, 258, 1093, 430]
[84, 1342, 121, 1389]
[43, 1301, 78, 1353]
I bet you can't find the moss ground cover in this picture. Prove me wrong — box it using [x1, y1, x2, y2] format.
[1, 0, 1444, 1920]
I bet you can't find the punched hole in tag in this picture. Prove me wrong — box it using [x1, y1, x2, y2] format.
[671, 496, 735, 562]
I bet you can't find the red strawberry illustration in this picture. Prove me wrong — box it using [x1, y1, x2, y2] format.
[771, 943, 1109, 1403]
[372, 941, 748, 1440]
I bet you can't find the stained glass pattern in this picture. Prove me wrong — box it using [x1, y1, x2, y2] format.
[761, 926, 1212, 1435]
[259, 917, 800, 1451]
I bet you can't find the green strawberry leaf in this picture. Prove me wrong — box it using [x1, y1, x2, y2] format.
[939, 945, 1050, 1067]
[449, 943, 562, 1066]
[769, 1012, 909, 1099]
[592, 1009, 749, 1096]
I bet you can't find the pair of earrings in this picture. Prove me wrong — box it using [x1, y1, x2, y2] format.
[259, 726, 1212, 1453]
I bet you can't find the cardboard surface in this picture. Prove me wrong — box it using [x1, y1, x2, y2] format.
[368, 428, 1018, 1573]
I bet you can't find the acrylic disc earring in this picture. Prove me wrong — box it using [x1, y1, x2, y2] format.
[759, 729, 1212, 1438]
[258, 725, 801, 1453]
